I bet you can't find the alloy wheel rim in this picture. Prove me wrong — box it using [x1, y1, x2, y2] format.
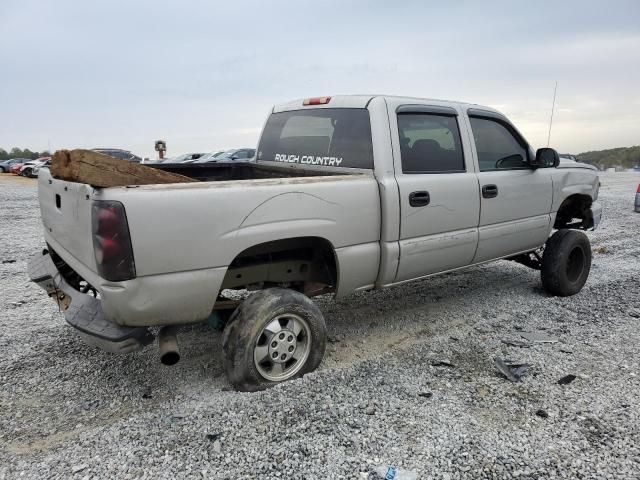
[254, 313, 311, 382]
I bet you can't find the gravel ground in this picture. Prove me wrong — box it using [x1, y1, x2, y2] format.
[1, 172, 640, 480]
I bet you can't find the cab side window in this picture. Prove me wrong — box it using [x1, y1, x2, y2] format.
[397, 113, 465, 174]
[469, 117, 529, 172]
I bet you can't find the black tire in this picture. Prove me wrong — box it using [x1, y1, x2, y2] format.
[20, 168, 31, 177]
[222, 288, 326, 392]
[541, 229, 592, 296]
[0, 167, 5, 173]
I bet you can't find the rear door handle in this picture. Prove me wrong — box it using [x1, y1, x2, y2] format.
[409, 191, 430, 207]
[482, 184, 498, 199]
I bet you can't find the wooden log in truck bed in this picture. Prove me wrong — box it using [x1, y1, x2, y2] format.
[51, 149, 196, 188]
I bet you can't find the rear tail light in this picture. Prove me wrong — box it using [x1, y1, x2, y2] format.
[91, 200, 136, 281]
[303, 96, 331, 106]
[636, 184, 640, 194]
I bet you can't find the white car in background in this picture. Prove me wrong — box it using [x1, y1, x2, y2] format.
[19, 157, 51, 177]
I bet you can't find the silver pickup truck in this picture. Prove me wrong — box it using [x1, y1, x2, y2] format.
[29, 95, 601, 391]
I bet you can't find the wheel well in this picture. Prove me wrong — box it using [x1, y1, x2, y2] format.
[221, 237, 338, 296]
[554, 194, 593, 230]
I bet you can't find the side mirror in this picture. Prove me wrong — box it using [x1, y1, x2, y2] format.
[531, 148, 559, 168]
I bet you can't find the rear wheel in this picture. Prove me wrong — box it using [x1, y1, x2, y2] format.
[541, 230, 591, 296]
[0, 166, 5, 173]
[222, 288, 326, 392]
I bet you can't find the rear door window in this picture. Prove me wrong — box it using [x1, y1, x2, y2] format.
[257, 108, 374, 168]
[397, 113, 465, 173]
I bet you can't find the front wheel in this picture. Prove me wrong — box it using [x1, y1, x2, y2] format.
[541, 230, 592, 296]
[222, 288, 327, 392]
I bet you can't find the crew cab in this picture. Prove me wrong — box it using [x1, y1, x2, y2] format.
[29, 95, 602, 391]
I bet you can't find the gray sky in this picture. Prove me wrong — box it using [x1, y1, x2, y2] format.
[1, 0, 639, 158]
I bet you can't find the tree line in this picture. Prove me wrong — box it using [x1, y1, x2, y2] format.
[0, 147, 52, 161]
[577, 146, 640, 170]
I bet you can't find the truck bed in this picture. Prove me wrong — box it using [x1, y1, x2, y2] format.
[151, 161, 346, 182]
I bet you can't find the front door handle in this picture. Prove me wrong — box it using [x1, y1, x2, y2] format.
[409, 191, 430, 207]
[482, 184, 498, 199]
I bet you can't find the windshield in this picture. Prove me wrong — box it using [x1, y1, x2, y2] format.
[257, 108, 373, 169]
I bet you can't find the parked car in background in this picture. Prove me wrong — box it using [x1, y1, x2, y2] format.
[93, 148, 142, 163]
[635, 184, 640, 213]
[195, 148, 255, 163]
[9, 162, 25, 174]
[186, 151, 225, 163]
[29, 158, 52, 178]
[161, 153, 205, 164]
[13, 160, 39, 175]
[19, 157, 51, 177]
[0, 158, 29, 173]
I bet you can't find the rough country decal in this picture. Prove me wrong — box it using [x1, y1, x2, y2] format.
[274, 154, 343, 167]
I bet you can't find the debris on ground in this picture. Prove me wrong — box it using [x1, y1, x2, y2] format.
[519, 332, 559, 343]
[1, 259, 16, 264]
[430, 359, 455, 368]
[206, 433, 221, 442]
[71, 464, 88, 474]
[417, 392, 433, 399]
[494, 357, 531, 382]
[535, 409, 549, 418]
[558, 374, 577, 385]
[502, 338, 531, 348]
[374, 465, 418, 480]
[212, 440, 221, 453]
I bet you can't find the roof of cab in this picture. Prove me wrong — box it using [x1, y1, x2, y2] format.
[272, 94, 499, 115]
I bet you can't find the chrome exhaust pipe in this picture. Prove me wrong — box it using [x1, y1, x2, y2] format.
[158, 326, 180, 366]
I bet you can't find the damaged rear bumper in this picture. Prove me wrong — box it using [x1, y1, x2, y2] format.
[28, 250, 154, 353]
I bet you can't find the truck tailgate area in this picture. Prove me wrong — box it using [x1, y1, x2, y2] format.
[38, 169, 96, 272]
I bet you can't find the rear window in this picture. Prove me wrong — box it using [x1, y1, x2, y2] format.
[257, 108, 374, 169]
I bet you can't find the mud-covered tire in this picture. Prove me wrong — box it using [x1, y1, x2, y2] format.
[222, 288, 326, 392]
[541, 229, 592, 296]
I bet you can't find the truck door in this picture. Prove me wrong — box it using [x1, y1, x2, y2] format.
[465, 110, 553, 262]
[390, 104, 480, 282]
